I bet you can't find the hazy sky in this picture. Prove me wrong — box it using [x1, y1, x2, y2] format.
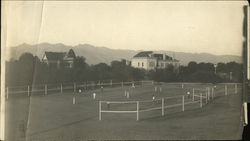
[2, 1, 248, 55]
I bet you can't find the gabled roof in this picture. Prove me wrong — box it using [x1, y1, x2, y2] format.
[153, 54, 173, 61]
[133, 51, 178, 61]
[134, 51, 153, 57]
[44, 52, 67, 61]
[153, 54, 164, 60]
[66, 49, 76, 58]
[43, 49, 76, 61]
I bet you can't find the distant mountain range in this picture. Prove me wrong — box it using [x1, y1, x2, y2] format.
[6, 43, 242, 66]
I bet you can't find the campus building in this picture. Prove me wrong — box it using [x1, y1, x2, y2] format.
[131, 51, 180, 72]
[42, 49, 76, 68]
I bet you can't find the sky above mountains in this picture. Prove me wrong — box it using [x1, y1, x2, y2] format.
[2, 1, 248, 56]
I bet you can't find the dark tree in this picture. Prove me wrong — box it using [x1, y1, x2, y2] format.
[187, 61, 198, 73]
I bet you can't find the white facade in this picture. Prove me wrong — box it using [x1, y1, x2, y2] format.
[131, 57, 157, 70]
[131, 52, 180, 71]
[157, 60, 179, 69]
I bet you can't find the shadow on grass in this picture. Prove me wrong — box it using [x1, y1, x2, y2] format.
[28, 115, 97, 137]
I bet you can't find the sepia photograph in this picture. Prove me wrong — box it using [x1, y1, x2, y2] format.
[1, 0, 250, 141]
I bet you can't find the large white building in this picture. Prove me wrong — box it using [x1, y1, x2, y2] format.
[131, 51, 180, 71]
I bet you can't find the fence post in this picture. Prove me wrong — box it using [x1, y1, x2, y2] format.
[243, 102, 248, 125]
[6, 87, 9, 99]
[74, 83, 76, 92]
[110, 80, 112, 87]
[136, 101, 139, 121]
[225, 85, 227, 96]
[73, 96, 76, 104]
[200, 93, 202, 108]
[211, 88, 214, 99]
[60, 84, 63, 94]
[208, 87, 210, 101]
[206, 92, 208, 104]
[28, 85, 30, 97]
[99, 101, 102, 120]
[192, 88, 195, 101]
[214, 87, 216, 97]
[182, 83, 184, 88]
[162, 98, 164, 116]
[182, 96, 185, 111]
[45, 84, 47, 95]
[235, 84, 237, 94]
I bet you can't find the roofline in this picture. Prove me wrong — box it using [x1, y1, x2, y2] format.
[45, 51, 67, 54]
[132, 56, 179, 62]
[132, 56, 156, 59]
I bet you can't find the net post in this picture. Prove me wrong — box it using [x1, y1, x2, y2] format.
[200, 93, 202, 108]
[60, 83, 63, 94]
[45, 84, 47, 95]
[208, 87, 210, 101]
[73, 96, 76, 104]
[192, 88, 194, 101]
[6, 87, 9, 100]
[74, 83, 76, 92]
[27, 85, 30, 97]
[235, 83, 237, 94]
[225, 84, 227, 96]
[162, 98, 164, 116]
[136, 101, 139, 121]
[182, 96, 185, 111]
[99, 101, 102, 120]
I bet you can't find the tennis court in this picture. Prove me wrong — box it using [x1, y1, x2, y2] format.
[4, 82, 243, 140]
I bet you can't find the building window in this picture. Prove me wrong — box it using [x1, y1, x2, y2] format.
[138, 62, 140, 67]
[142, 62, 144, 67]
[149, 62, 154, 67]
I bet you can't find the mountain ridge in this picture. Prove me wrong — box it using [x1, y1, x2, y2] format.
[6, 43, 242, 66]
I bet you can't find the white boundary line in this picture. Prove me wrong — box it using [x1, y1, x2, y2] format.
[101, 101, 137, 104]
[101, 110, 137, 113]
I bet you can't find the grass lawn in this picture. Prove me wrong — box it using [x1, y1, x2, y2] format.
[5, 83, 244, 140]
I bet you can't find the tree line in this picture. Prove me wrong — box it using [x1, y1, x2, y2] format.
[5, 52, 242, 86]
